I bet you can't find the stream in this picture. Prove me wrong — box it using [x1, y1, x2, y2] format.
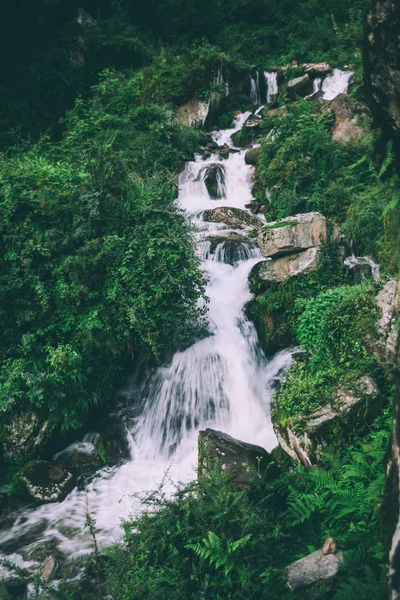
[0, 68, 353, 587]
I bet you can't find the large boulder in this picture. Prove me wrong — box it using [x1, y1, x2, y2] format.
[198, 429, 278, 487]
[20, 461, 75, 503]
[257, 213, 338, 258]
[331, 94, 363, 143]
[244, 147, 261, 165]
[286, 547, 343, 599]
[203, 206, 262, 229]
[274, 376, 380, 466]
[251, 247, 320, 283]
[176, 99, 209, 128]
[283, 74, 313, 98]
[54, 441, 101, 483]
[201, 164, 226, 199]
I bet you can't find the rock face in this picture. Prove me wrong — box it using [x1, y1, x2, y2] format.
[198, 429, 278, 487]
[283, 74, 313, 98]
[20, 461, 74, 503]
[251, 247, 320, 283]
[374, 280, 399, 362]
[364, 0, 400, 142]
[257, 213, 337, 258]
[1, 412, 53, 463]
[202, 164, 226, 199]
[176, 99, 209, 127]
[286, 548, 343, 599]
[331, 94, 363, 143]
[203, 206, 262, 229]
[275, 376, 380, 466]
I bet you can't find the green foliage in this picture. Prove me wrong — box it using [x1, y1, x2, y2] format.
[272, 283, 381, 424]
[256, 101, 400, 273]
[0, 70, 205, 457]
[100, 467, 291, 600]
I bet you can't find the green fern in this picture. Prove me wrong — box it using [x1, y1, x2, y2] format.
[186, 531, 252, 576]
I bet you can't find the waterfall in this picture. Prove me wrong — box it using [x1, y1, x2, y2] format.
[344, 254, 380, 280]
[321, 68, 353, 101]
[264, 71, 278, 104]
[250, 72, 261, 105]
[0, 111, 297, 580]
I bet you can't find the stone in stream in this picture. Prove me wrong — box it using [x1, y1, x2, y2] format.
[282, 74, 313, 98]
[54, 441, 101, 481]
[244, 147, 261, 165]
[20, 461, 75, 503]
[201, 163, 226, 199]
[41, 555, 57, 582]
[198, 429, 279, 487]
[286, 547, 343, 599]
[203, 206, 262, 229]
[257, 213, 339, 258]
[274, 375, 381, 466]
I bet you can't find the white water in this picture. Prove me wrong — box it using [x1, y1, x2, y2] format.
[250, 72, 261, 106]
[344, 254, 380, 280]
[321, 68, 353, 101]
[264, 71, 278, 104]
[0, 113, 296, 577]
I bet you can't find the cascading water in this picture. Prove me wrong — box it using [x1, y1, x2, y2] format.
[264, 71, 278, 104]
[0, 112, 296, 583]
[250, 72, 261, 106]
[321, 68, 353, 101]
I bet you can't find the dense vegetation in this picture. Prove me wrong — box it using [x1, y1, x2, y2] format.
[0, 0, 399, 599]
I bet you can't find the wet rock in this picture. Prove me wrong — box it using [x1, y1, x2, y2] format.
[245, 299, 293, 356]
[286, 548, 343, 599]
[251, 247, 320, 283]
[331, 94, 363, 143]
[244, 147, 261, 165]
[257, 213, 339, 258]
[274, 376, 380, 466]
[283, 74, 313, 98]
[54, 442, 101, 480]
[201, 164, 226, 199]
[41, 556, 57, 582]
[95, 414, 132, 465]
[302, 62, 332, 76]
[20, 461, 75, 503]
[198, 429, 278, 487]
[176, 99, 209, 128]
[245, 199, 262, 214]
[203, 206, 262, 229]
[373, 280, 399, 362]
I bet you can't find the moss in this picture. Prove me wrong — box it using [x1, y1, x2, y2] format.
[262, 220, 298, 230]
